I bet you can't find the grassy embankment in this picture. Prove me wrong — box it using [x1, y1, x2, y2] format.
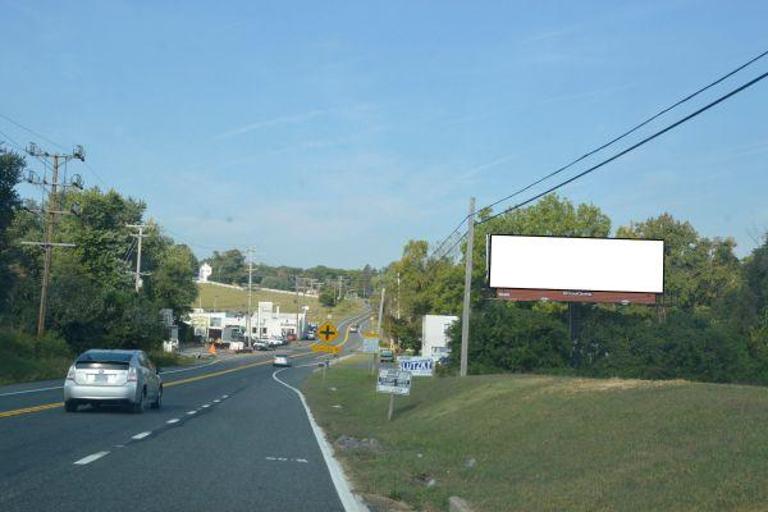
[0, 330, 199, 385]
[196, 282, 365, 323]
[304, 354, 768, 511]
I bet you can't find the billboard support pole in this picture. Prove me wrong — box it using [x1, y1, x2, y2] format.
[569, 303, 580, 367]
[460, 197, 475, 377]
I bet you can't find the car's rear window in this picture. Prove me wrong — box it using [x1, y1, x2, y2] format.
[77, 351, 133, 363]
[76, 351, 133, 368]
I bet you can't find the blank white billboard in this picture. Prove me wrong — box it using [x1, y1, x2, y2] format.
[488, 235, 664, 293]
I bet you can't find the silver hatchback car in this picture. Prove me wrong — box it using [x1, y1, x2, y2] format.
[64, 349, 162, 413]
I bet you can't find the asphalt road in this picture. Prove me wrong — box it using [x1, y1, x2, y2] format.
[0, 310, 372, 512]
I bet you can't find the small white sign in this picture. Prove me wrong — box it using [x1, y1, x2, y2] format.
[377, 369, 412, 396]
[362, 338, 380, 353]
[398, 356, 434, 377]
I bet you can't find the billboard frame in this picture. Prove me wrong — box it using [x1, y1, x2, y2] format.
[486, 233, 665, 303]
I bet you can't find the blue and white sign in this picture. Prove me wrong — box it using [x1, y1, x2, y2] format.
[398, 356, 434, 377]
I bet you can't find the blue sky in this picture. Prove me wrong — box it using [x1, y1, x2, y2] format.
[1, 0, 767, 268]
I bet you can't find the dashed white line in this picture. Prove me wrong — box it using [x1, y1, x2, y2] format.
[187, 410, 197, 415]
[295, 458, 309, 464]
[201, 404, 211, 408]
[131, 431, 152, 440]
[213, 399, 221, 403]
[73, 451, 110, 465]
[221, 394, 229, 399]
[166, 418, 180, 424]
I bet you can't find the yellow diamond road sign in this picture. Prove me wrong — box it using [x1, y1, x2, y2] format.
[317, 322, 339, 344]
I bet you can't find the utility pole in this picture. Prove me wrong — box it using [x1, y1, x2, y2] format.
[295, 275, 300, 338]
[246, 247, 255, 345]
[460, 197, 475, 377]
[395, 272, 401, 347]
[22, 143, 85, 337]
[377, 287, 385, 336]
[126, 224, 148, 293]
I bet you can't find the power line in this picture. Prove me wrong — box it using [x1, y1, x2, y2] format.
[0, 112, 67, 151]
[481, 47, 768, 214]
[428, 47, 768, 255]
[478, 69, 768, 226]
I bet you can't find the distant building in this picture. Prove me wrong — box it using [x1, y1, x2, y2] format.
[421, 314, 458, 361]
[186, 301, 306, 341]
[198, 263, 212, 283]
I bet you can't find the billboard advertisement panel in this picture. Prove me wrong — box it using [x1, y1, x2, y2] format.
[488, 235, 664, 294]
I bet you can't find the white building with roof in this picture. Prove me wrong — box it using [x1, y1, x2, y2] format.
[421, 314, 458, 361]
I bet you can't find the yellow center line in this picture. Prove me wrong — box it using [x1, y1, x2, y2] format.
[0, 350, 317, 420]
[0, 402, 64, 419]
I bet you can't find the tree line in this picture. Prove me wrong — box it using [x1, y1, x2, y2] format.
[376, 194, 768, 385]
[0, 148, 198, 366]
[202, 249, 378, 305]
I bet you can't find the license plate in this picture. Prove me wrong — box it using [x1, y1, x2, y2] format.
[94, 374, 108, 383]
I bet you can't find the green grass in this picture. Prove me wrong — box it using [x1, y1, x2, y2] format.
[304, 355, 768, 511]
[195, 282, 364, 323]
[0, 330, 73, 385]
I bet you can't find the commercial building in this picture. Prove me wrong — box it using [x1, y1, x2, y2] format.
[421, 314, 458, 361]
[187, 301, 306, 341]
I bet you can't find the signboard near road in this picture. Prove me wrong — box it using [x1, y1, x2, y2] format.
[311, 343, 341, 354]
[487, 234, 664, 304]
[362, 338, 380, 353]
[377, 368, 412, 396]
[398, 356, 434, 377]
[317, 322, 339, 343]
[363, 330, 378, 339]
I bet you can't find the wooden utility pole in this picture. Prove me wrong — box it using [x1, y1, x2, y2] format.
[22, 143, 85, 337]
[126, 224, 148, 293]
[459, 197, 475, 377]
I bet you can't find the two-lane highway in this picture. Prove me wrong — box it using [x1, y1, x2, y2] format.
[0, 310, 371, 512]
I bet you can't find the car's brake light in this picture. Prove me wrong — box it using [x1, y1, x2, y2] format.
[127, 366, 137, 382]
[66, 365, 76, 381]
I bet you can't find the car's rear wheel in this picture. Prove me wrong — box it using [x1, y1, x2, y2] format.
[64, 400, 78, 413]
[150, 386, 162, 409]
[132, 388, 147, 414]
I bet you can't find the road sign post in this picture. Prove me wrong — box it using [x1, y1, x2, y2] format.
[376, 368, 412, 421]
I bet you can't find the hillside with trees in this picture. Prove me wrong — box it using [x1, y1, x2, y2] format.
[376, 194, 768, 385]
[0, 148, 198, 380]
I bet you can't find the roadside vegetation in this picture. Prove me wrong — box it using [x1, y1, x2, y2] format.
[305, 356, 768, 511]
[375, 194, 768, 385]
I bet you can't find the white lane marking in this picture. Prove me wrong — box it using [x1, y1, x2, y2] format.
[221, 394, 229, 399]
[187, 410, 197, 415]
[272, 369, 365, 511]
[201, 404, 211, 408]
[166, 418, 180, 424]
[131, 431, 151, 440]
[295, 458, 309, 463]
[265, 456, 277, 461]
[73, 451, 110, 465]
[0, 385, 62, 397]
[213, 399, 221, 403]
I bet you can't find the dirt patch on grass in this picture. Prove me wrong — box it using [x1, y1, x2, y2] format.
[545, 377, 688, 394]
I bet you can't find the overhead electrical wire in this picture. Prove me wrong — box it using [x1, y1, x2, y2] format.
[437, 68, 768, 257]
[477, 69, 768, 226]
[429, 47, 768, 258]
